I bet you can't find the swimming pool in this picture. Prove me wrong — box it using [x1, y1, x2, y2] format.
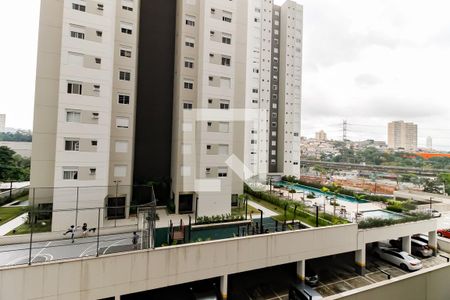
[361, 210, 404, 220]
[278, 182, 369, 204]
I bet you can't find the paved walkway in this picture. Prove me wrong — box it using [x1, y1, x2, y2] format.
[248, 200, 278, 217]
[0, 213, 28, 236]
[2, 200, 29, 208]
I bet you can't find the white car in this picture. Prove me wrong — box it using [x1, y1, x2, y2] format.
[374, 247, 423, 271]
[424, 209, 441, 218]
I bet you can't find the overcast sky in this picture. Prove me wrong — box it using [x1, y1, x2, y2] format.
[0, 0, 449, 150]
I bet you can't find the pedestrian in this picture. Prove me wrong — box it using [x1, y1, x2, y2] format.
[82, 223, 88, 238]
[132, 232, 140, 250]
[63, 225, 77, 243]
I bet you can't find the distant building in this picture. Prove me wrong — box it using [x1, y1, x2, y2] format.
[387, 121, 418, 151]
[315, 130, 327, 141]
[0, 142, 32, 157]
[0, 114, 5, 133]
[426, 136, 433, 149]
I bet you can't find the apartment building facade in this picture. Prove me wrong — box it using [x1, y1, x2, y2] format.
[30, 0, 302, 229]
[387, 121, 418, 151]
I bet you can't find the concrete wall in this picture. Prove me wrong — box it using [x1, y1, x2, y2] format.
[0, 219, 439, 299]
[329, 263, 450, 300]
[0, 224, 357, 300]
[357, 219, 438, 248]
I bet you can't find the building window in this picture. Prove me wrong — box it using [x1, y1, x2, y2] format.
[185, 15, 196, 26]
[114, 165, 127, 177]
[118, 94, 130, 105]
[65, 139, 80, 151]
[67, 82, 82, 95]
[91, 140, 98, 146]
[222, 34, 231, 44]
[119, 71, 131, 81]
[218, 167, 228, 177]
[72, 3, 86, 12]
[184, 80, 194, 90]
[66, 111, 81, 123]
[95, 57, 102, 64]
[183, 101, 193, 110]
[120, 22, 133, 34]
[122, 0, 133, 11]
[115, 141, 128, 153]
[181, 166, 191, 177]
[219, 122, 229, 133]
[70, 30, 85, 40]
[221, 56, 231, 66]
[222, 11, 232, 23]
[116, 117, 130, 128]
[120, 48, 132, 58]
[96, 30, 103, 37]
[63, 169, 78, 180]
[184, 58, 194, 69]
[219, 100, 230, 110]
[185, 37, 195, 48]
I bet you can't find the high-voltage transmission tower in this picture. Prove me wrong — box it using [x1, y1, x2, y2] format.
[342, 120, 348, 141]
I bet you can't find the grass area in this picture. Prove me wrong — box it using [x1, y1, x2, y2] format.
[14, 194, 29, 202]
[231, 204, 259, 216]
[0, 207, 28, 226]
[246, 193, 348, 227]
[8, 220, 52, 235]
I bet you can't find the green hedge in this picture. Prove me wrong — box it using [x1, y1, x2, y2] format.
[358, 213, 431, 229]
[196, 214, 244, 225]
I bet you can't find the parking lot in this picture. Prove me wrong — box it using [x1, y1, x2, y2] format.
[229, 249, 450, 299]
[313, 252, 448, 297]
[118, 248, 450, 299]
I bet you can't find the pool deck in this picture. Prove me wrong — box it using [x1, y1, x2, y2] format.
[271, 186, 386, 222]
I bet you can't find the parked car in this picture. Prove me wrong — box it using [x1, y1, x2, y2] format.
[424, 208, 441, 218]
[388, 239, 433, 257]
[305, 266, 319, 286]
[289, 282, 323, 300]
[374, 246, 423, 271]
[411, 240, 433, 257]
[437, 229, 450, 239]
[412, 234, 428, 244]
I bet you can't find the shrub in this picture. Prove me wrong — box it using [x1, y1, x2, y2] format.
[358, 213, 431, 229]
[386, 205, 402, 213]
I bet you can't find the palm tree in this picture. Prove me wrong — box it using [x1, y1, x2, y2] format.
[354, 194, 366, 222]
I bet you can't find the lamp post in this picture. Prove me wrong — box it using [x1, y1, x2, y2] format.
[245, 195, 248, 220]
[113, 180, 121, 227]
[257, 209, 263, 234]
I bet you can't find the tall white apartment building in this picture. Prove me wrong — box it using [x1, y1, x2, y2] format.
[387, 121, 418, 151]
[31, 0, 302, 228]
[0, 114, 5, 133]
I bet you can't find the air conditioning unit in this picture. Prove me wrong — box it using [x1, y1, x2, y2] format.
[92, 113, 99, 119]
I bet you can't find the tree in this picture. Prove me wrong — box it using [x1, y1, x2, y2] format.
[423, 178, 441, 194]
[438, 173, 450, 195]
[0, 146, 31, 182]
